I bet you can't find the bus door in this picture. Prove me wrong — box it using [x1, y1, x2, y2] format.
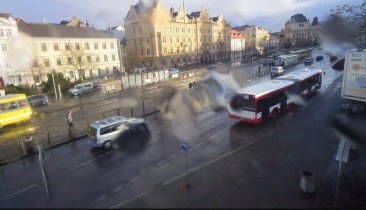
[257, 97, 270, 120]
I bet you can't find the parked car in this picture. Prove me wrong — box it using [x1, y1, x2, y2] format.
[206, 64, 216, 70]
[169, 68, 180, 78]
[315, 55, 324, 61]
[241, 58, 250, 63]
[68, 82, 93, 96]
[270, 66, 284, 78]
[27, 94, 48, 107]
[87, 116, 150, 149]
[304, 57, 314, 65]
[92, 81, 103, 89]
[330, 55, 338, 62]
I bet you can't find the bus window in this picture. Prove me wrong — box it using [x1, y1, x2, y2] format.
[0, 102, 18, 113]
[230, 94, 255, 112]
[18, 99, 29, 108]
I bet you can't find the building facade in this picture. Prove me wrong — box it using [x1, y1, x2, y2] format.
[234, 25, 270, 56]
[17, 20, 120, 85]
[280, 14, 321, 49]
[124, 0, 231, 72]
[230, 29, 245, 61]
[0, 13, 24, 87]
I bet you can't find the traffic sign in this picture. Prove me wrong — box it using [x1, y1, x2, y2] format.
[181, 142, 188, 151]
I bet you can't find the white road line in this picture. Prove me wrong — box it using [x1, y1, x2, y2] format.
[69, 150, 113, 171]
[2, 184, 37, 199]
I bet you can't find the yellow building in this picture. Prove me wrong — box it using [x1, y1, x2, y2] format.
[124, 0, 231, 72]
[234, 25, 270, 56]
[17, 18, 120, 85]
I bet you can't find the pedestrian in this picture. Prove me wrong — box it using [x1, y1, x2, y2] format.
[67, 110, 74, 130]
[189, 82, 192, 89]
[104, 75, 107, 83]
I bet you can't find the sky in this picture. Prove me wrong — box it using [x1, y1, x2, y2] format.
[1, 0, 361, 32]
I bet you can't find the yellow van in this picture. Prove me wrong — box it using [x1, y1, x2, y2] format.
[0, 94, 33, 128]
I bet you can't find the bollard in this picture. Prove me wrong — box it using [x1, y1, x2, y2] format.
[46, 128, 51, 147]
[300, 170, 315, 193]
[17, 137, 24, 156]
[130, 107, 134, 117]
[117, 108, 120, 116]
[142, 101, 146, 116]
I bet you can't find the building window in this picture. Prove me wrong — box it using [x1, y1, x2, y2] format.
[140, 39, 143, 45]
[89, 69, 93, 76]
[0, 29, 3, 37]
[77, 57, 82, 64]
[53, 43, 59, 51]
[133, 27, 136, 35]
[170, 47, 174, 53]
[110, 42, 114, 49]
[146, 37, 150, 44]
[169, 27, 172, 33]
[87, 56, 91, 63]
[162, 36, 166, 43]
[1, 44, 7, 52]
[141, 49, 144, 55]
[103, 42, 107, 49]
[85, 43, 90, 50]
[177, 47, 180, 53]
[41, 43, 47, 52]
[5, 29, 11, 36]
[96, 55, 100, 62]
[147, 48, 150, 55]
[139, 27, 142, 35]
[104, 55, 108, 62]
[44, 58, 50, 67]
[163, 47, 167, 54]
[67, 57, 72, 65]
[176, 28, 179, 33]
[65, 43, 70, 50]
[170, 37, 173, 43]
[134, 40, 137, 46]
[76, 43, 80, 50]
[182, 28, 185, 33]
[94, 42, 98, 49]
[56, 58, 62, 66]
[112, 54, 116, 61]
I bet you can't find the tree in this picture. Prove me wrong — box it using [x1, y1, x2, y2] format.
[311, 16, 319, 26]
[330, 0, 366, 47]
[41, 69, 76, 94]
[125, 45, 142, 73]
[62, 42, 97, 81]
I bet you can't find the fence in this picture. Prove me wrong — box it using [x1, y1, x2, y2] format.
[0, 98, 158, 165]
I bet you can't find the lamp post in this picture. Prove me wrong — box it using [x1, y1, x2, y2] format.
[292, 42, 295, 51]
[312, 38, 315, 47]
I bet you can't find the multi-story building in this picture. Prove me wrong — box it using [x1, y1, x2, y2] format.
[124, 0, 231, 72]
[0, 13, 24, 87]
[233, 25, 270, 56]
[280, 14, 321, 49]
[230, 29, 245, 61]
[17, 18, 120, 85]
[259, 32, 280, 54]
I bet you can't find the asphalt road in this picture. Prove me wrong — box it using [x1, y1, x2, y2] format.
[0, 49, 345, 208]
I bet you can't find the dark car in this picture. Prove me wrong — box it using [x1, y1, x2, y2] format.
[330, 55, 338, 62]
[27, 94, 49, 107]
[304, 57, 314, 65]
[315, 55, 324, 61]
[241, 58, 250, 63]
[206, 64, 216, 70]
[92, 81, 103, 89]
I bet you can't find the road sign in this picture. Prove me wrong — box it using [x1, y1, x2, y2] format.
[181, 142, 188, 151]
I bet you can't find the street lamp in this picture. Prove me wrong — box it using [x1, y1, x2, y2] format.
[312, 38, 315, 47]
[292, 42, 295, 51]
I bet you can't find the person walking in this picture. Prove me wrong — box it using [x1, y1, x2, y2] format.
[67, 110, 74, 137]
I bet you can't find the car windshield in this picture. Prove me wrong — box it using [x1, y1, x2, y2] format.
[75, 85, 83, 89]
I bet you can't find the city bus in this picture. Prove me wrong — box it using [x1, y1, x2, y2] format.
[228, 69, 323, 123]
[290, 49, 311, 59]
[0, 94, 33, 129]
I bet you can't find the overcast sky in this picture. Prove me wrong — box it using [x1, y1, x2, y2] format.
[1, 0, 360, 32]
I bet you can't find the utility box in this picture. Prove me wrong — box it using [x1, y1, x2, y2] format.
[342, 49, 366, 103]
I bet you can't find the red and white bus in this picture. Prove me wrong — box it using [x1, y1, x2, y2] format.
[228, 69, 323, 123]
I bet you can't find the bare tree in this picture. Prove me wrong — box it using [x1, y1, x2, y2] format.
[330, 0, 366, 47]
[62, 42, 97, 81]
[125, 46, 142, 73]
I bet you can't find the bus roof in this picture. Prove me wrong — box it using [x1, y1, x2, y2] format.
[278, 54, 297, 59]
[276, 68, 322, 82]
[0, 94, 27, 103]
[237, 80, 294, 98]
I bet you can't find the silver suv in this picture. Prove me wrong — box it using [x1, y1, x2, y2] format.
[68, 82, 93, 96]
[270, 66, 284, 77]
[87, 116, 149, 149]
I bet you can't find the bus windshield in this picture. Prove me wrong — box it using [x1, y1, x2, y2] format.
[230, 94, 255, 112]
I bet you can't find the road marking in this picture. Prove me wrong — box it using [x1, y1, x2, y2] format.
[2, 184, 37, 199]
[113, 185, 125, 193]
[129, 176, 140, 184]
[163, 140, 257, 186]
[69, 150, 113, 171]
